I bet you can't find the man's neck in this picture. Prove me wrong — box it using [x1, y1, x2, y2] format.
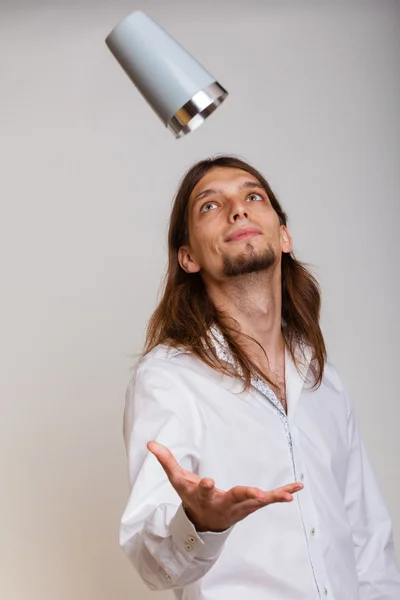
[205, 267, 285, 374]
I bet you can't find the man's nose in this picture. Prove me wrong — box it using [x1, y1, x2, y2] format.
[229, 200, 249, 222]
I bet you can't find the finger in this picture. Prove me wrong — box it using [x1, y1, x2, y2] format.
[280, 483, 304, 494]
[197, 478, 215, 502]
[264, 483, 303, 505]
[236, 482, 303, 507]
[227, 485, 267, 504]
[233, 490, 295, 517]
[147, 441, 184, 484]
[232, 495, 292, 519]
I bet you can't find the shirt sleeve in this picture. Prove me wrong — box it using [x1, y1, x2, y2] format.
[343, 384, 400, 599]
[119, 357, 233, 591]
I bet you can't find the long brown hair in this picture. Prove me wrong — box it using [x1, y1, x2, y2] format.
[143, 155, 327, 390]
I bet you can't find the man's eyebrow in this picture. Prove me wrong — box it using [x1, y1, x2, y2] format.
[193, 188, 222, 205]
[192, 180, 265, 206]
[239, 181, 265, 191]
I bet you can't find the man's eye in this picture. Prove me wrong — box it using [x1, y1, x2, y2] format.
[200, 201, 218, 213]
[247, 193, 263, 202]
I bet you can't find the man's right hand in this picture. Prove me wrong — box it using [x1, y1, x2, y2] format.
[147, 441, 304, 533]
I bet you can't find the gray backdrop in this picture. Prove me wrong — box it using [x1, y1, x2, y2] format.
[1, 1, 399, 599]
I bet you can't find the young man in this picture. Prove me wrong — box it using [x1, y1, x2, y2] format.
[120, 156, 400, 599]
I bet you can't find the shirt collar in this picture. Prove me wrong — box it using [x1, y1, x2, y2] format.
[167, 324, 313, 417]
[208, 324, 312, 377]
[209, 324, 312, 417]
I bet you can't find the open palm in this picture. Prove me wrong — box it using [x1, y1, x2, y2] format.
[147, 441, 303, 532]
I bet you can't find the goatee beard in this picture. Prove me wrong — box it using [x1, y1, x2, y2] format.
[222, 243, 276, 277]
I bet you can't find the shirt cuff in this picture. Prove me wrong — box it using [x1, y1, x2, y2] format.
[169, 503, 233, 560]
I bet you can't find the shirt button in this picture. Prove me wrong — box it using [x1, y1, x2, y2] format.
[188, 535, 196, 544]
[185, 544, 192, 551]
[300, 473, 304, 481]
[165, 573, 172, 581]
[323, 588, 328, 596]
[310, 527, 316, 536]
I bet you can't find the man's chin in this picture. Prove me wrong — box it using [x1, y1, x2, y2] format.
[222, 246, 276, 277]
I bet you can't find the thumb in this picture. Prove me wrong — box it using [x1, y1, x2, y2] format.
[147, 441, 182, 482]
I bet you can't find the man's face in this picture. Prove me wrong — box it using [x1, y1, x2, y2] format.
[178, 167, 292, 282]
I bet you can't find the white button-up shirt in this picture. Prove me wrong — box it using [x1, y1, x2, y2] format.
[120, 330, 400, 599]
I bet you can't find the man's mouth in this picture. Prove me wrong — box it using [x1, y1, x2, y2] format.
[225, 227, 262, 242]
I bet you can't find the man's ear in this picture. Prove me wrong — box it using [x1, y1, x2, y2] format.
[178, 246, 201, 273]
[281, 226, 293, 254]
